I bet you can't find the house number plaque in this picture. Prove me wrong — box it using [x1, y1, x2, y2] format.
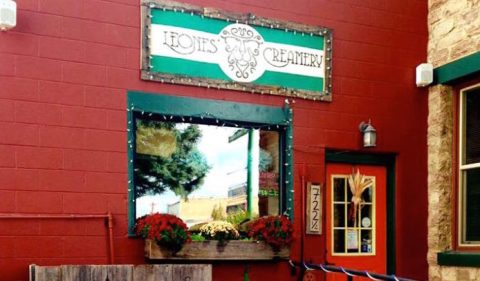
[306, 183, 322, 235]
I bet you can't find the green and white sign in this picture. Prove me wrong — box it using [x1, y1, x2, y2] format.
[141, 1, 333, 101]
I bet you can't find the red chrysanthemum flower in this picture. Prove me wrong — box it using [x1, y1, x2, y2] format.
[248, 215, 294, 251]
[134, 213, 190, 252]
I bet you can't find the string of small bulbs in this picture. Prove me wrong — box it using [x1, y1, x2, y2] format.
[126, 102, 294, 216]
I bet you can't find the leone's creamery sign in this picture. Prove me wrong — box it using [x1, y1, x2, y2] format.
[141, 1, 333, 101]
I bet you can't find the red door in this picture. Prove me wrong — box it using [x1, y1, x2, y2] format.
[325, 164, 387, 281]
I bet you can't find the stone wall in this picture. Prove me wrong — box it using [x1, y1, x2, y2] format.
[427, 85, 456, 281]
[428, 0, 480, 280]
[428, 0, 480, 67]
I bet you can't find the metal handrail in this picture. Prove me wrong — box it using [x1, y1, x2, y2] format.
[290, 260, 419, 281]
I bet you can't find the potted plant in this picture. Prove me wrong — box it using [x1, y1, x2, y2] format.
[199, 221, 240, 245]
[248, 215, 294, 252]
[139, 214, 292, 260]
[135, 213, 190, 254]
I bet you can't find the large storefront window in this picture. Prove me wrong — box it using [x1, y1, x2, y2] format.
[459, 84, 480, 245]
[134, 120, 281, 226]
[126, 92, 293, 234]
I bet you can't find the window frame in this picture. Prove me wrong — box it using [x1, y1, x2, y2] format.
[330, 174, 377, 256]
[457, 82, 480, 248]
[126, 91, 294, 236]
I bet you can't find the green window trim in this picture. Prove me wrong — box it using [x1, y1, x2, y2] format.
[438, 251, 480, 267]
[127, 91, 294, 236]
[433, 51, 480, 85]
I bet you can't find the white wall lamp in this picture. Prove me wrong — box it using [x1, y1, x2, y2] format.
[416, 63, 433, 87]
[359, 120, 376, 147]
[0, 0, 16, 32]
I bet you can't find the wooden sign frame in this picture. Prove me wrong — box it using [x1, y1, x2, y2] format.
[140, 0, 333, 101]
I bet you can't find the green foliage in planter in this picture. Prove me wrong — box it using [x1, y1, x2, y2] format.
[191, 233, 206, 242]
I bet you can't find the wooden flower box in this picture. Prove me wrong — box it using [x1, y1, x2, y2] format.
[144, 239, 290, 260]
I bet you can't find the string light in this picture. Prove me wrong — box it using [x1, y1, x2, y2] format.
[145, 67, 330, 100]
[128, 106, 293, 131]
[143, 7, 332, 101]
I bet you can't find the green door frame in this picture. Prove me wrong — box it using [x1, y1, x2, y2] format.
[127, 91, 294, 236]
[325, 150, 396, 275]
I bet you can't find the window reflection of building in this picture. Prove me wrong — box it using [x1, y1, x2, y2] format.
[225, 130, 280, 217]
[227, 183, 246, 198]
[226, 182, 260, 214]
[226, 183, 247, 213]
[225, 130, 260, 216]
[258, 131, 280, 216]
[167, 197, 228, 227]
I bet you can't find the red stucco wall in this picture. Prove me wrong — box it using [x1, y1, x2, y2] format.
[0, 0, 428, 280]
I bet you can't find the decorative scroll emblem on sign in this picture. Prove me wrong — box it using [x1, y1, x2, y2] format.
[220, 24, 263, 82]
[141, 1, 333, 101]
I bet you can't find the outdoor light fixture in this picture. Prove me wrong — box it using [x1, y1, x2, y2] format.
[0, 0, 16, 31]
[416, 63, 433, 87]
[359, 120, 376, 147]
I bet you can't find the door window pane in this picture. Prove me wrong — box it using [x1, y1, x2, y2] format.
[361, 230, 373, 253]
[333, 204, 345, 227]
[333, 178, 345, 201]
[334, 229, 345, 253]
[360, 204, 372, 227]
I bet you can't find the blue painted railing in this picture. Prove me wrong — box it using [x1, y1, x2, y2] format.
[289, 261, 420, 281]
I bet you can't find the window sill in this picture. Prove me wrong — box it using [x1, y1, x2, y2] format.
[145, 239, 289, 261]
[438, 251, 480, 267]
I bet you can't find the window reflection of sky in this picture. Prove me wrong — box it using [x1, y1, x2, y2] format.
[136, 124, 249, 216]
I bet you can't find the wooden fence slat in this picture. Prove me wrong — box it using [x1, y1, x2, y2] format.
[107, 265, 133, 281]
[133, 265, 172, 281]
[91, 265, 133, 281]
[33, 265, 61, 281]
[62, 265, 92, 281]
[90, 266, 107, 281]
[172, 265, 212, 281]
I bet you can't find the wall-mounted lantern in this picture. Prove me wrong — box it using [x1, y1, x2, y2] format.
[0, 0, 16, 32]
[359, 120, 376, 147]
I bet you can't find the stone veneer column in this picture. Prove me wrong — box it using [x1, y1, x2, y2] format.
[427, 85, 454, 281]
